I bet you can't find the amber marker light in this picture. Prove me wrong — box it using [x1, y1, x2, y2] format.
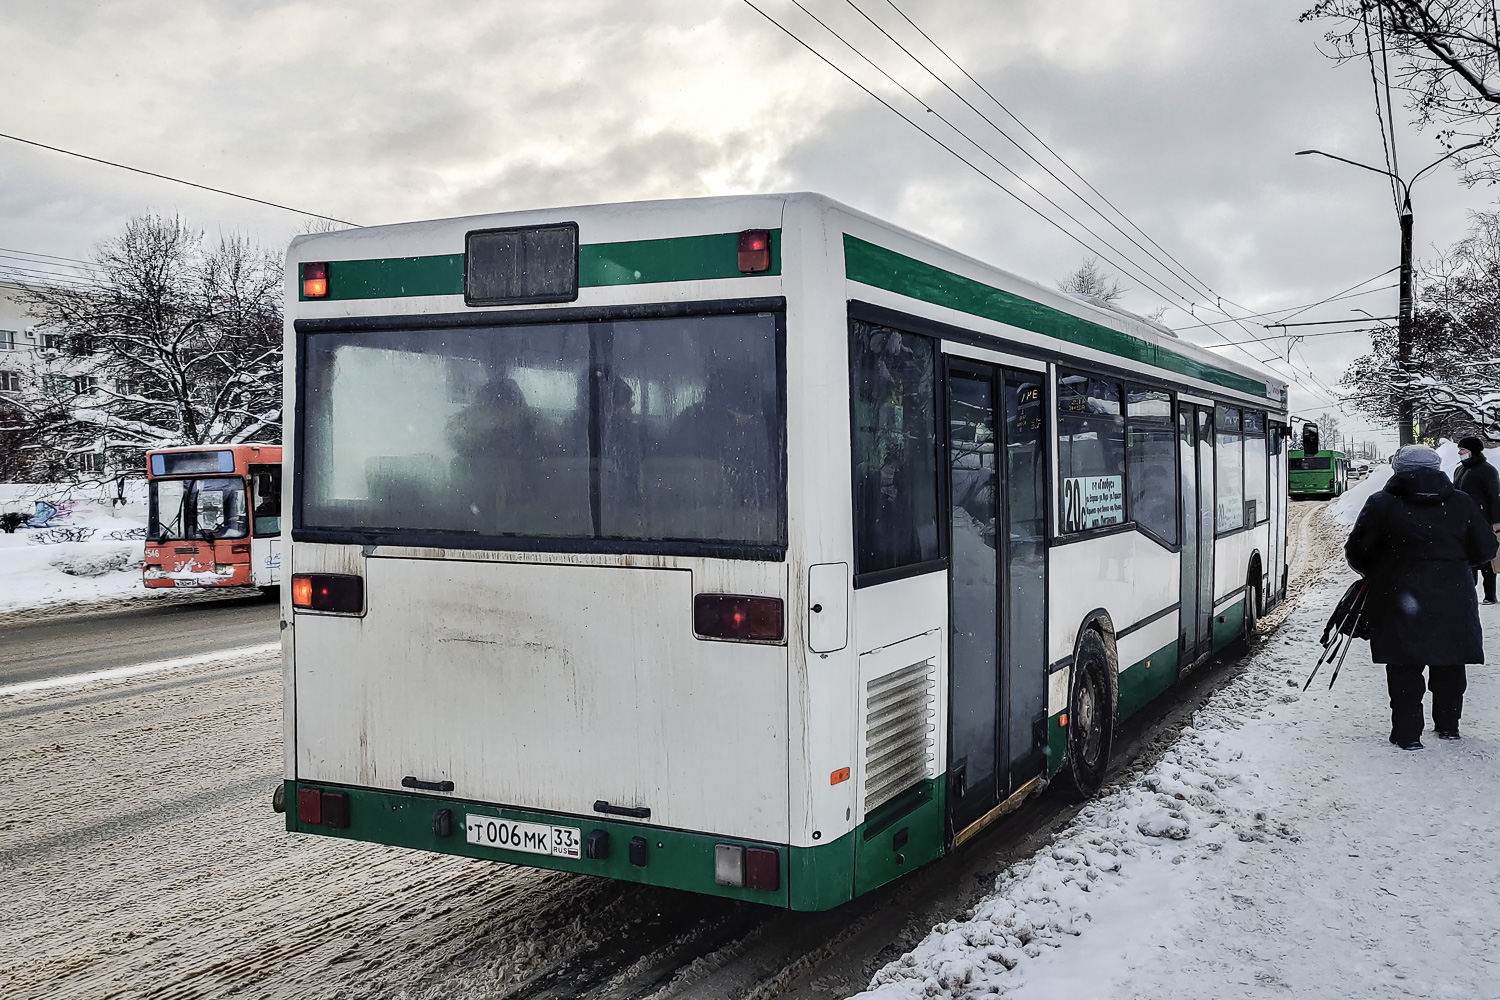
[301, 261, 329, 298]
[291, 575, 313, 608]
[830, 767, 851, 785]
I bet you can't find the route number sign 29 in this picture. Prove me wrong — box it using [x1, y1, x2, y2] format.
[1062, 475, 1124, 534]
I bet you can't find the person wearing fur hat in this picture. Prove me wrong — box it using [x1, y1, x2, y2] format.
[1454, 436, 1500, 604]
[1345, 444, 1499, 748]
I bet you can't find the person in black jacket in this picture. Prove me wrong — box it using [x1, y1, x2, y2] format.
[1345, 444, 1499, 748]
[1454, 436, 1500, 604]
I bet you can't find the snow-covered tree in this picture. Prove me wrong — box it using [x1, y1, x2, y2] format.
[15, 214, 283, 470]
[1058, 256, 1127, 305]
[1302, 1, 1500, 184]
[1341, 210, 1500, 441]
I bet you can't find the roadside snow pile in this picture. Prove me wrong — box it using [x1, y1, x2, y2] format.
[0, 512, 148, 613]
[1326, 438, 1460, 527]
[48, 544, 137, 577]
[856, 646, 1301, 1000]
[1326, 465, 1389, 526]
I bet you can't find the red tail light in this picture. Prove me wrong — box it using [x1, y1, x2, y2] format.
[301, 261, 329, 298]
[290, 573, 363, 614]
[737, 229, 771, 273]
[693, 594, 783, 642]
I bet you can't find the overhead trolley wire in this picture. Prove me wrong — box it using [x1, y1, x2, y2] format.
[880, 0, 1230, 306]
[740, 0, 1201, 310]
[0, 130, 358, 227]
[842, 0, 1210, 305]
[853, 1, 1343, 404]
[742, 1, 1340, 407]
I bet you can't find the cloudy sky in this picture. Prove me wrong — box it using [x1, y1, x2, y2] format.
[3, 0, 1493, 449]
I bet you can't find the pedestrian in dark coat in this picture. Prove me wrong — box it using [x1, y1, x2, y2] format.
[1454, 435, 1500, 604]
[1345, 444, 1499, 748]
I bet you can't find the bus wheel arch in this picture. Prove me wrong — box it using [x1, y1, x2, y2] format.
[1244, 553, 1264, 647]
[1062, 615, 1118, 798]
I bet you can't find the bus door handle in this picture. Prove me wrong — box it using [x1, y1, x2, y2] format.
[594, 800, 651, 819]
[402, 776, 455, 792]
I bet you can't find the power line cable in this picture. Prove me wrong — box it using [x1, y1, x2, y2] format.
[743, 2, 1335, 405]
[0, 130, 358, 227]
[739, 0, 1198, 310]
[0, 245, 98, 268]
[1361, 13, 1402, 213]
[881, 0, 1224, 304]
[863, 0, 1344, 403]
[775, 0, 1204, 308]
[1170, 282, 1397, 332]
[843, 0, 1211, 303]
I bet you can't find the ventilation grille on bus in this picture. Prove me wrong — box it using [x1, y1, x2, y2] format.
[862, 657, 937, 817]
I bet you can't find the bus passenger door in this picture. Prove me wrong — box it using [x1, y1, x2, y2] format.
[944, 360, 1047, 839]
[249, 464, 282, 587]
[1178, 405, 1215, 668]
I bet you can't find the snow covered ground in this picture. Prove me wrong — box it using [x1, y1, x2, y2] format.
[0, 512, 151, 615]
[855, 499, 1500, 999]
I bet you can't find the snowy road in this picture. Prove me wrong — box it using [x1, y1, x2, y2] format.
[0, 589, 279, 687]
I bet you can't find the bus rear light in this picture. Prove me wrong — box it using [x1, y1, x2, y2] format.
[737, 229, 771, 273]
[1059, 713, 1068, 728]
[745, 847, 779, 891]
[714, 844, 745, 887]
[291, 573, 363, 613]
[693, 594, 784, 642]
[301, 261, 329, 298]
[296, 787, 351, 828]
[297, 787, 322, 825]
[230, 543, 251, 554]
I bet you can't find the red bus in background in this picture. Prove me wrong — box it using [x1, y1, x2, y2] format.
[143, 444, 283, 590]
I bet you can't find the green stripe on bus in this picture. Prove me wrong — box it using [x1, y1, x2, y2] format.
[842, 234, 1270, 398]
[1117, 639, 1179, 721]
[580, 230, 781, 285]
[317, 254, 465, 300]
[304, 230, 781, 301]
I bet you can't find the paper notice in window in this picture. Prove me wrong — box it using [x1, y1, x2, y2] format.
[1062, 475, 1124, 534]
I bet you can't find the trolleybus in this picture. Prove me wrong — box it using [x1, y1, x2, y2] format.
[1288, 448, 1348, 499]
[144, 443, 283, 589]
[279, 194, 1289, 910]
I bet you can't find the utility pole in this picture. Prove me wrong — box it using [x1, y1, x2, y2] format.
[1296, 141, 1480, 448]
[1397, 199, 1415, 445]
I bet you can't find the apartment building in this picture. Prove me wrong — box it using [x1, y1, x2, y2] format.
[0, 281, 137, 479]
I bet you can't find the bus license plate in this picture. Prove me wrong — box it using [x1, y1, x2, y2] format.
[464, 815, 581, 859]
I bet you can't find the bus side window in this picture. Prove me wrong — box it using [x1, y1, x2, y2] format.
[251, 464, 283, 536]
[1125, 386, 1176, 545]
[1057, 372, 1125, 534]
[850, 320, 939, 578]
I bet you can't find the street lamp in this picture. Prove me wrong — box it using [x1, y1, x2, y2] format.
[1296, 141, 1484, 446]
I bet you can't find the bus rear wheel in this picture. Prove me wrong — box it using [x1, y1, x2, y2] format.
[1062, 629, 1115, 798]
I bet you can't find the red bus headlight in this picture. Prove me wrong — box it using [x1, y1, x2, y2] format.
[693, 594, 783, 642]
[291, 573, 363, 614]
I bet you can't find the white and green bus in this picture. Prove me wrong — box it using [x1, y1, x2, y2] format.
[279, 193, 1289, 910]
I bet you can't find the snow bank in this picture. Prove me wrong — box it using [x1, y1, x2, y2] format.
[852, 529, 1500, 999]
[1325, 466, 1389, 526]
[1326, 438, 1462, 527]
[855, 659, 1294, 999]
[0, 511, 148, 614]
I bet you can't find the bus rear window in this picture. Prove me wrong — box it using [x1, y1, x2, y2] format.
[298, 312, 785, 554]
[1291, 457, 1332, 471]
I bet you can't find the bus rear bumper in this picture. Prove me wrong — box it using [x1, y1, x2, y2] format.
[283, 780, 844, 909]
